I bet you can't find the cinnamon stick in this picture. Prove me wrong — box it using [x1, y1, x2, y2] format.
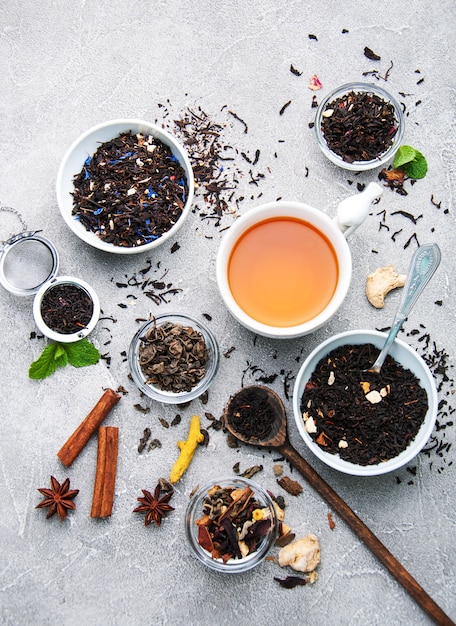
[57, 389, 121, 467]
[91, 426, 119, 518]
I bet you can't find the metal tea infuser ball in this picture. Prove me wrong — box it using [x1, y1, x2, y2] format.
[0, 205, 100, 342]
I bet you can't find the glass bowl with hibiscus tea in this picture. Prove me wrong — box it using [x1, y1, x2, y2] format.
[314, 83, 404, 171]
[185, 477, 279, 573]
[292, 330, 437, 476]
[128, 313, 220, 404]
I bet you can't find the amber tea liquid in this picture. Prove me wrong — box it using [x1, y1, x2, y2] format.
[228, 217, 339, 327]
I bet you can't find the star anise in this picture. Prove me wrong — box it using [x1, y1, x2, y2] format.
[133, 483, 174, 527]
[36, 476, 79, 521]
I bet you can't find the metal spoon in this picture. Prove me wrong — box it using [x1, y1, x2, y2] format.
[364, 243, 441, 374]
[224, 385, 453, 625]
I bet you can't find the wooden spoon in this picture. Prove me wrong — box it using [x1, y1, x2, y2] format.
[224, 385, 454, 626]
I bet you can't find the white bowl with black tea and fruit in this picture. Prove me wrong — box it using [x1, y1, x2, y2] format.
[292, 330, 437, 476]
[56, 119, 194, 254]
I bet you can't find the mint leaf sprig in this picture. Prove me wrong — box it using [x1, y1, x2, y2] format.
[29, 339, 100, 380]
[393, 145, 428, 179]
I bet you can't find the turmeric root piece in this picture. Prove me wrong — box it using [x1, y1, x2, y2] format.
[169, 415, 204, 484]
[366, 264, 406, 308]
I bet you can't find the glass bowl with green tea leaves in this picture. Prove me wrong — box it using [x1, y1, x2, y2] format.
[128, 313, 220, 404]
[185, 477, 279, 573]
[292, 330, 437, 476]
[56, 119, 194, 254]
[314, 83, 405, 171]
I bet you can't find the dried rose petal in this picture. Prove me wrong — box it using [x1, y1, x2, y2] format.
[308, 74, 322, 91]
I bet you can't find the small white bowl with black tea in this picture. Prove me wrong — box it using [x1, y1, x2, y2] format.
[56, 119, 194, 254]
[292, 330, 437, 476]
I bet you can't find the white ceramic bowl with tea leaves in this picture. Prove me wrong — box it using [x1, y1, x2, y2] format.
[56, 119, 194, 254]
[292, 330, 438, 476]
[314, 82, 405, 171]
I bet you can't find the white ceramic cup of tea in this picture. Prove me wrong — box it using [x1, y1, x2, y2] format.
[216, 183, 383, 339]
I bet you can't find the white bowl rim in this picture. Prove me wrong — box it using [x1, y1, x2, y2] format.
[292, 329, 438, 476]
[56, 118, 194, 255]
[216, 200, 352, 338]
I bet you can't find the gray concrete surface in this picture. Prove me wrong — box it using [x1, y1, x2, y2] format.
[1, 2, 455, 625]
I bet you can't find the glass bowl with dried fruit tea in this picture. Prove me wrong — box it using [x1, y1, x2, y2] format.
[56, 119, 194, 254]
[292, 330, 437, 476]
[128, 313, 220, 404]
[314, 83, 404, 171]
[185, 477, 279, 573]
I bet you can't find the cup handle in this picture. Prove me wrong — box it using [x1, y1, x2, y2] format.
[334, 182, 383, 238]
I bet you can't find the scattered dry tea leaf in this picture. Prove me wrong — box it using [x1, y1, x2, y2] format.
[158, 478, 173, 493]
[275, 532, 296, 548]
[240, 465, 263, 479]
[364, 46, 381, 61]
[274, 575, 307, 589]
[327, 512, 336, 530]
[138, 427, 151, 453]
[134, 404, 150, 414]
[277, 476, 303, 496]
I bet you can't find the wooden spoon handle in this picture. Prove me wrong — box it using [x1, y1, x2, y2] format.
[279, 440, 454, 626]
